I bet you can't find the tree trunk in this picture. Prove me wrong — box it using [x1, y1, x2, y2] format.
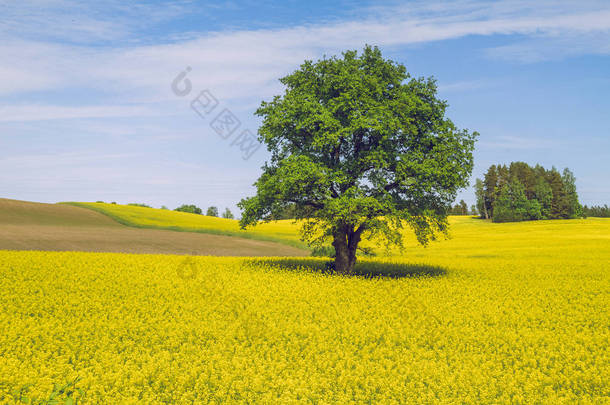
[332, 225, 363, 274]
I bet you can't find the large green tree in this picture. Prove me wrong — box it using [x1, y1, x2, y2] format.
[239, 46, 477, 273]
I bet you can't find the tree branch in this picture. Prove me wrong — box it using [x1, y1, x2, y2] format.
[286, 198, 324, 210]
[384, 181, 399, 191]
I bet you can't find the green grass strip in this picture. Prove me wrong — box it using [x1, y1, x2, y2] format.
[61, 202, 311, 251]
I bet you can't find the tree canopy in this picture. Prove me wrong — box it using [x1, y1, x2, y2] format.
[239, 46, 477, 273]
[174, 204, 202, 215]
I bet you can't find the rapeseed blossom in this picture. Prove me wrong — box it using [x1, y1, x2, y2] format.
[1, 216, 609, 403]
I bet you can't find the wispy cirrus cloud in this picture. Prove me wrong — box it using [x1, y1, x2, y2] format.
[1, 0, 610, 105]
[0, 0, 192, 44]
[479, 135, 561, 150]
[0, 104, 159, 122]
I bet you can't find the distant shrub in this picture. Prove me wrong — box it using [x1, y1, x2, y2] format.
[160, 205, 169, 210]
[95, 200, 104, 203]
[222, 208, 234, 219]
[206, 206, 219, 217]
[174, 204, 202, 215]
[128, 203, 151, 208]
[110, 202, 116, 204]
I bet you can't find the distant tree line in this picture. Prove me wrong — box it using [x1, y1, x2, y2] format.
[474, 162, 581, 223]
[582, 205, 610, 218]
[173, 204, 234, 218]
[448, 200, 478, 216]
[95, 202, 236, 218]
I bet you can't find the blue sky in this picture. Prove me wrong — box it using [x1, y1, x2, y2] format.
[1, 0, 609, 214]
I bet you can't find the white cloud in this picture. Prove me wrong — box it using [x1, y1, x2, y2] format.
[0, 0, 192, 44]
[479, 135, 560, 150]
[487, 31, 610, 62]
[0, 0, 607, 127]
[0, 0, 609, 104]
[0, 104, 158, 122]
[438, 79, 500, 92]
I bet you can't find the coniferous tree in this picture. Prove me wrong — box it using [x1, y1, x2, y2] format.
[562, 168, 581, 218]
[546, 168, 569, 219]
[483, 165, 498, 218]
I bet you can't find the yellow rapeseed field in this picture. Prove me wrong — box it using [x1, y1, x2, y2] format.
[1, 217, 609, 403]
[66, 202, 305, 248]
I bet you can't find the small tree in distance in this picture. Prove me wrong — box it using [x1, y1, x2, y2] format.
[222, 208, 234, 219]
[174, 204, 202, 215]
[459, 200, 468, 215]
[239, 46, 477, 274]
[206, 206, 219, 217]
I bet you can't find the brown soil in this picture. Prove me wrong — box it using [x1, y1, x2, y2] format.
[0, 198, 307, 257]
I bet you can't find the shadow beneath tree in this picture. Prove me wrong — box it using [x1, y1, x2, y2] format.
[245, 257, 447, 279]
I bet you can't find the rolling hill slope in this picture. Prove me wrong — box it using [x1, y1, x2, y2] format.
[0, 199, 308, 256]
[64, 201, 610, 259]
[64, 201, 306, 248]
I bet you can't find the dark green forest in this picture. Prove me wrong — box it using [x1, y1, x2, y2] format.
[474, 162, 581, 223]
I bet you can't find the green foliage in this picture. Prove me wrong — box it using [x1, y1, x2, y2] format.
[206, 206, 219, 217]
[546, 168, 570, 219]
[127, 203, 151, 208]
[221, 208, 234, 219]
[11, 377, 84, 404]
[270, 203, 300, 220]
[310, 245, 336, 257]
[526, 198, 543, 220]
[239, 46, 477, 273]
[582, 204, 610, 217]
[562, 168, 582, 218]
[533, 177, 553, 219]
[174, 204, 202, 215]
[474, 178, 488, 218]
[493, 178, 530, 223]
